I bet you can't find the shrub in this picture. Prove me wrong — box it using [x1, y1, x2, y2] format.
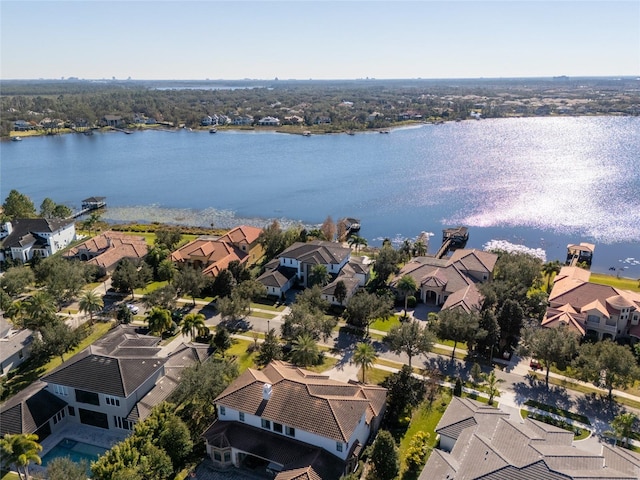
[407, 296, 417, 308]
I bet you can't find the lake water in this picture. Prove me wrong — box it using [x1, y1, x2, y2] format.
[2, 116, 639, 276]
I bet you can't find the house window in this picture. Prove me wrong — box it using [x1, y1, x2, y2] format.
[105, 395, 120, 406]
[261, 419, 271, 430]
[336, 442, 343, 452]
[219, 406, 226, 416]
[273, 423, 283, 433]
[54, 385, 68, 396]
[224, 452, 231, 462]
[285, 426, 295, 437]
[213, 451, 222, 461]
[587, 315, 599, 324]
[239, 412, 245, 422]
[68, 406, 75, 416]
[53, 410, 65, 425]
[114, 416, 134, 430]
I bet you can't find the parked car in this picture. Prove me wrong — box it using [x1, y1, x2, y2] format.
[529, 359, 542, 370]
[126, 303, 139, 314]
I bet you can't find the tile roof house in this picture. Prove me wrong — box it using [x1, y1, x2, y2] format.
[420, 397, 640, 479]
[257, 240, 370, 303]
[390, 249, 497, 313]
[0, 381, 67, 441]
[203, 360, 387, 479]
[38, 325, 210, 432]
[63, 231, 148, 275]
[543, 266, 640, 342]
[0, 218, 76, 263]
[171, 225, 263, 277]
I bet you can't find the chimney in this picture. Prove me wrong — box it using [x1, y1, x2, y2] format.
[262, 383, 272, 401]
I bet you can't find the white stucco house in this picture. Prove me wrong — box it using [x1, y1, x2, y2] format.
[0, 218, 76, 263]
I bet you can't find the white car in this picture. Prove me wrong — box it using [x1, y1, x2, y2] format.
[126, 304, 139, 314]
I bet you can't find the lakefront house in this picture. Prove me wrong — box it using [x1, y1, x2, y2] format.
[0, 218, 76, 263]
[203, 360, 386, 479]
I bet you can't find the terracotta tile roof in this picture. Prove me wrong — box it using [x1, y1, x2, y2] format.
[64, 231, 147, 270]
[218, 225, 262, 246]
[171, 238, 248, 277]
[214, 361, 386, 443]
[541, 307, 587, 335]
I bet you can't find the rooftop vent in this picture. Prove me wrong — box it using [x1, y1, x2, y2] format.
[262, 383, 272, 401]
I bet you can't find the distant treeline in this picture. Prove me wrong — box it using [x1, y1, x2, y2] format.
[2, 77, 639, 137]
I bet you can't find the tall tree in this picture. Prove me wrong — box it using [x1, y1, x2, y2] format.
[2, 189, 36, 220]
[0, 266, 34, 297]
[572, 340, 639, 402]
[320, 215, 336, 241]
[257, 328, 283, 366]
[386, 320, 435, 368]
[0, 433, 43, 480]
[111, 259, 148, 299]
[212, 326, 232, 355]
[154, 227, 182, 251]
[433, 308, 479, 359]
[142, 284, 177, 310]
[308, 264, 330, 287]
[31, 319, 81, 363]
[519, 325, 580, 387]
[258, 220, 285, 260]
[234, 279, 266, 312]
[23, 291, 57, 330]
[370, 431, 399, 480]
[146, 245, 169, 280]
[475, 309, 500, 360]
[180, 312, 208, 340]
[146, 307, 172, 335]
[290, 333, 320, 367]
[174, 266, 205, 306]
[484, 370, 503, 405]
[373, 245, 401, 285]
[47, 457, 88, 480]
[609, 412, 638, 448]
[78, 290, 104, 321]
[396, 274, 417, 317]
[496, 298, 524, 353]
[333, 280, 347, 306]
[39, 197, 57, 218]
[344, 290, 393, 335]
[541, 260, 562, 292]
[169, 358, 239, 434]
[353, 342, 377, 383]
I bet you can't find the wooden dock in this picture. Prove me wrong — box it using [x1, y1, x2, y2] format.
[435, 226, 469, 259]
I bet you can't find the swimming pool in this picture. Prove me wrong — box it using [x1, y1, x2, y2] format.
[41, 438, 108, 471]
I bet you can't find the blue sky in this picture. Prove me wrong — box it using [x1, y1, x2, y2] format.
[1, 1, 638, 80]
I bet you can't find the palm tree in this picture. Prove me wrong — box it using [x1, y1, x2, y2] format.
[24, 292, 57, 329]
[78, 290, 103, 322]
[484, 371, 504, 406]
[396, 274, 417, 317]
[308, 264, 330, 287]
[541, 260, 562, 292]
[146, 307, 172, 335]
[610, 412, 638, 448]
[290, 333, 320, 367]
[353, 342, 377, 383]
[348, 235, 367, 253]
[0, 433, 43, 480]
[5, 300, 26, 328]
[413, 240, 427, 257]
[180, 312, 208, 340]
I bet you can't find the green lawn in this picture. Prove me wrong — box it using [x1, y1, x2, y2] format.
[524, 399, 591, 424]
[397, 391, 452, 477]
[250, 299, 286, 312]
[135, 281, 169, 295]
[226, 339, 258, 373]
[520, 410, 591, 440]
[248, 310, 277, 320]
[589, 273, 640, 292]
[370, 315, 401, 332]
[366, 366, 394, 385]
